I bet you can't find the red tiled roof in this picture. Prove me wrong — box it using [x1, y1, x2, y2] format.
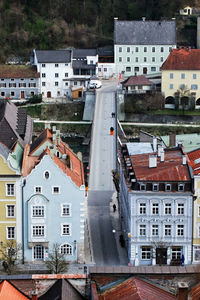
[0, 65, 40, 78]
[130, 149, 190, 181]
[189, 282, 200, 299]
[122, 75, 154, 86]
[0, 280, 29, 300]
[161, 48, 200, 70]
[98, 277, 176, 300]
[187, 148, 200, 175]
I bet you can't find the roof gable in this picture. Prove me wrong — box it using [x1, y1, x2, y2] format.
[122, 75, 154, 86]
[114, 20, 176, 45]
[0, 280, 30, 300]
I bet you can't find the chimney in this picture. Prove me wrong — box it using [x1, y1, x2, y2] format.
[160, 150, 165, 162]
[169, 133, 176, 147]
[149, 155, 157, 168]
[182, 155, 187, 165]
[32, 291, 38, 300]
[177, 282, 188, 300]
[153, 137, 157, 152]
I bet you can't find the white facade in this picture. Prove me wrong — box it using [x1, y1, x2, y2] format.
[97, 63, 115, 78]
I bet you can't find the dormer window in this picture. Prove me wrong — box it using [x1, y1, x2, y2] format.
[44, 171, 50, 179]
[140, 184, 146, 191]
[153, 184, 159, 191]
[178, 184, 184, 192]
[165, 184, 171, 192]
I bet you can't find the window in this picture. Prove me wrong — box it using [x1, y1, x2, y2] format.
[141, 247, 151, 259]
[53, 186, 60, 194]
[177, 224, 184, 236]
[62, 224, 71, 236]
[152, 203, 159, 215]
[65, 82, 68, 86]
[135, 57, 138, 62]
[152, 57, 155, 62]
[55, 63, 59, 67]
[140, 184, 146, 191]
[151, 67, 156, 72]
[127, 57, 130, 62]
[104, 68, 107, 72]
[191, 84, 198, 90]
[165, 203, 171, 214]
[152, 225, 158, 236]
[34, 186, 42, 194]
[160, 57, 164, 62]
[29, 83, 36, 87]
[144, 47, 147, 52]
[1, 92, 5, 96]
[7, 205, 15, 217]
[165, 184, 171, 191]
[198, 206, 200, 217]
[10, 92, 15, 97]
[126, 67, 131, 72]
[153, 184, 159, 191]
[33, 245, 44, 260]
[172, 247, 181, 260]
[9, 83, 16, 88]
[44, 171, 50, 179]
[139, 203, 146, 214]
[65, 63, 68, 66]
[135, 47, 139, 52]
[55, 82, 59, 86]
[177, 203, 184, 215]
[0, 83, 6, 88]
[60, 244, 72, 255]
[170, 84, 173, 89]
[193, 74, 197, 79]
[42, 82, 46, 86]
[7, 227, 15, 239]
[32, 206, 44, 217]
[62, 204, 71, 216]
[161, 47, 164, 52]
[165, 225, 171, 236]
[127, 47, 130, 52]
[170, 73, 173, 79]
[90, 60, 93, 64]
[181, 73, 185, 79]
[119, 57, 122, 62]
[55, 73, 59, 78]
[6, 184, 15, 196]
[134, 67, 139, 72]
[178, 184, 184, 192]
[65, 73, 68, 77]
[119, 47, 122, 52]
[139, 224, 146, 236]
[42, 64, 46, 67]
[152, 47, 155, 52]
[42, 73, 46, 78]
[169, 47, 172, 52]
[32, 225, 45, 237]
[194, 246, 200, 262]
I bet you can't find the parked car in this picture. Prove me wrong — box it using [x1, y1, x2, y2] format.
[89, 80, 102, 89]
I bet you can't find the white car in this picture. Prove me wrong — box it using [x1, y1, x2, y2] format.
[89, 80, 102, 89]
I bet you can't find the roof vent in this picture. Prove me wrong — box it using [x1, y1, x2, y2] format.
[149, 155, 157, 168]
[160, 150, 165, 162]
[182, 155, 187, 165]
[153, 136, 157, 152]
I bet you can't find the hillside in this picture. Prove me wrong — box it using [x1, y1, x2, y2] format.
[0, 0, 197, 62]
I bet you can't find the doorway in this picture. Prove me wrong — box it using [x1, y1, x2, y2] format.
[21, 91, 25, 99]
[156, 248, 167, 265]
[143, 67, 147, 74]
[47, 91, 51, 98]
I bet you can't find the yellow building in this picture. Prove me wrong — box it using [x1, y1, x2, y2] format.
[161, 48, 200, 109]
[0, 145, 21, 247]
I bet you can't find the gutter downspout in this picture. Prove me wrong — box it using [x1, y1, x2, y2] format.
[21, 179, 26, 264]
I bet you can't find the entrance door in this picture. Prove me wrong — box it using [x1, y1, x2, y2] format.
[143, 67, 147, 74]
[47, 91, 51, 98]
[21, 91, 25, 99]
[156, 248, 167, 265]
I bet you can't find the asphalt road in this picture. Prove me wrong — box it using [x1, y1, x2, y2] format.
[87, 80, 128, 266]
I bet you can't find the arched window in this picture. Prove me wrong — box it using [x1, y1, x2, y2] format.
[60, 244, 72, 255]
[196, 98, 200, 105]
[165, 96, 175, 104]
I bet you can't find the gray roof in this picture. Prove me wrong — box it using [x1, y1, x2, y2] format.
[72, 60, 96, 69]
[114, 20, 176, 45]
[35, 50, 71, 63]
[126, 142, 153, 155]
[73, 49, 97, 58]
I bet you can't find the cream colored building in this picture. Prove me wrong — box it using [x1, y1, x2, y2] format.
[161, 48, 200, 108]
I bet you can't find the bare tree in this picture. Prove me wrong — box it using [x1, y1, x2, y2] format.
[0, 240, 21, 274]
[45, 243, 68, 274]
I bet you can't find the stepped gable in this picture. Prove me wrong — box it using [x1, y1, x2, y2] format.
[161, 48, 200, 70]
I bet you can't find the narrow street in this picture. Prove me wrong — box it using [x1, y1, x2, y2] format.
[87, 81, 128, 266]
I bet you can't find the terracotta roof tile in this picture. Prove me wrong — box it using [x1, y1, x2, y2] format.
[161, 48, 200, 70]
[122, 75, 154, 86]
[0, 65, 39, 78]
[0, 280, 30, 300]
[187, 148, 200, 175]
[130, 148, 190, 181]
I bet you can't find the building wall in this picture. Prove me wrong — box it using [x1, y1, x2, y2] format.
[0, 78, 39, 99]
[161, 70, 200, 101]
[193, 176, 200, 263]
[97, 63, 115, 78]
[115, 44, 176, 77]
[23, 155, 85, 262]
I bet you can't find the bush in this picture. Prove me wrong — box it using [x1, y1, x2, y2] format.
[28, 94, 42, 104]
